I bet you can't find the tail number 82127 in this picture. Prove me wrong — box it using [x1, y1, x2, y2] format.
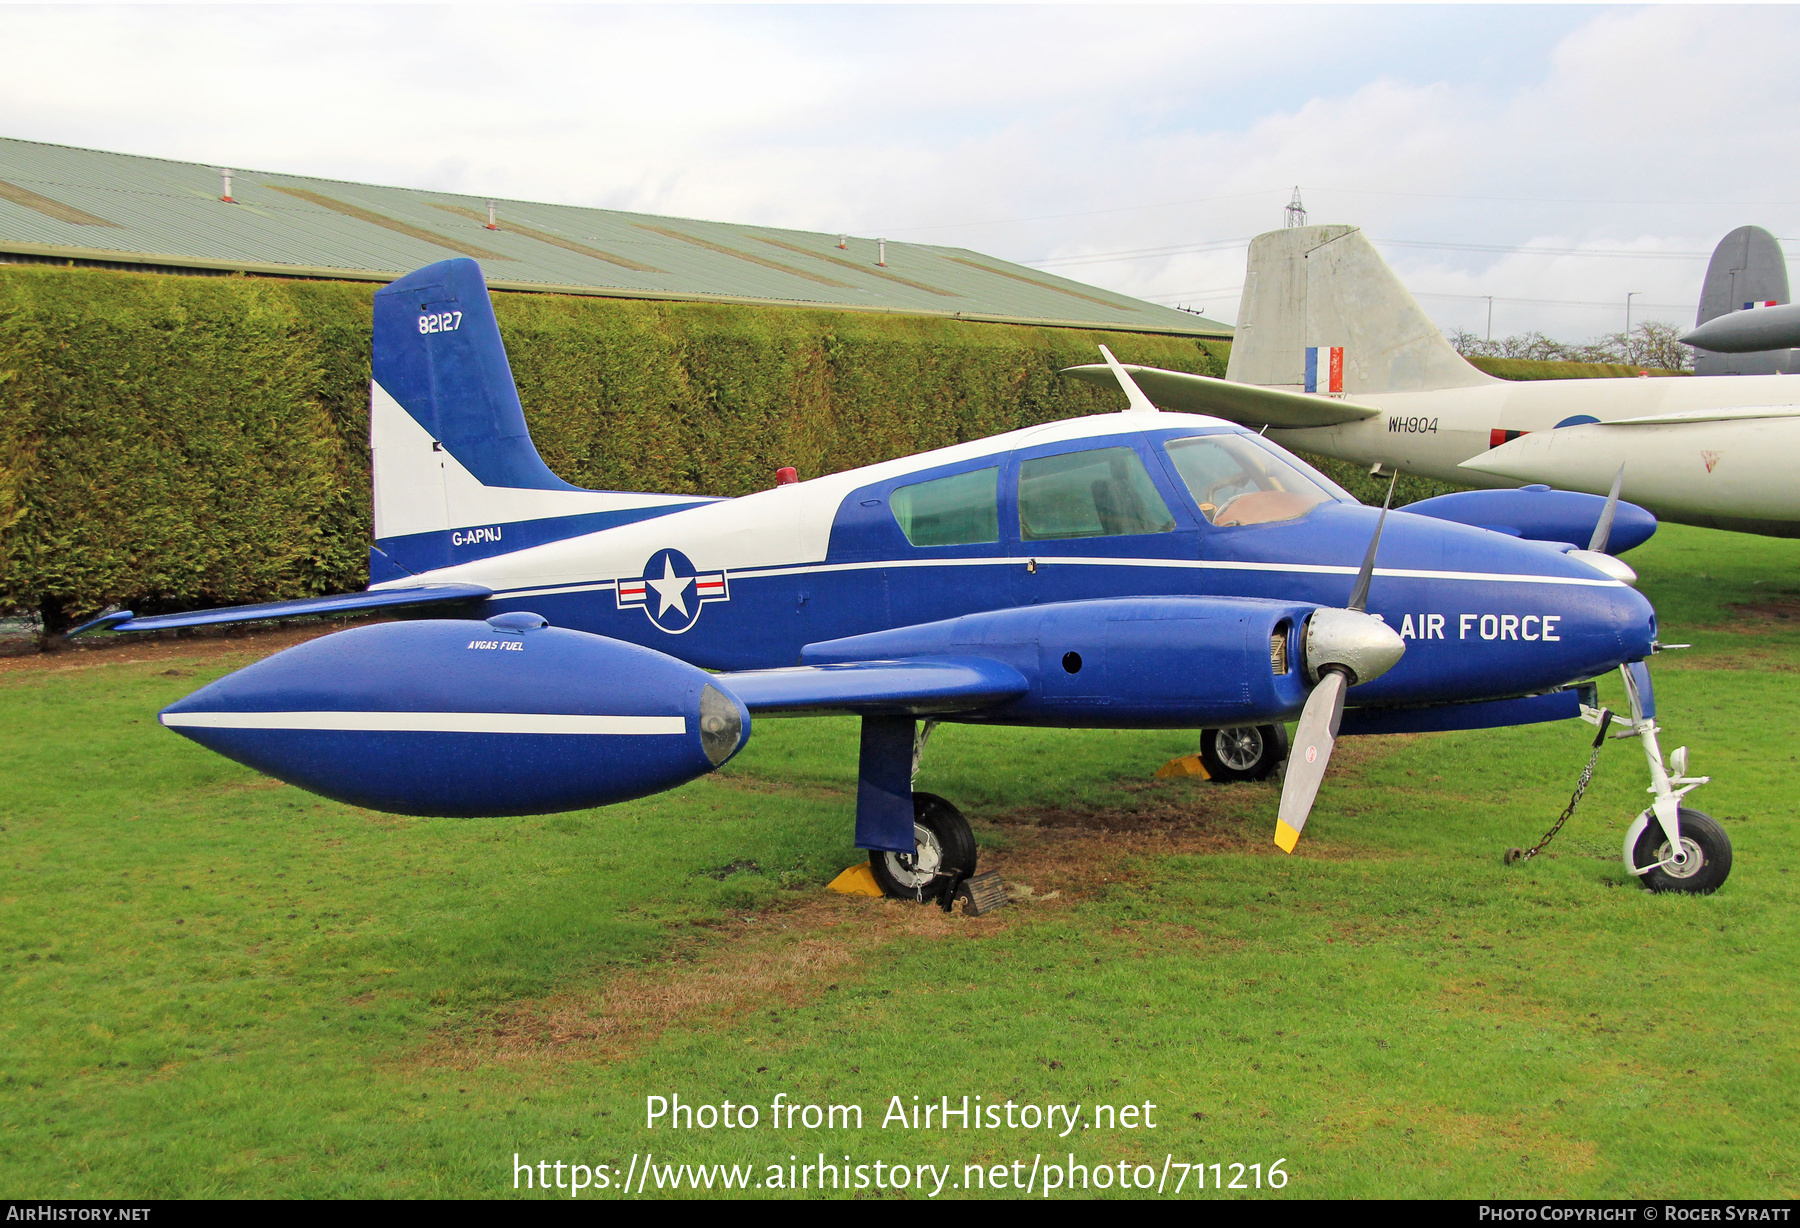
[419, 311, 463, 335]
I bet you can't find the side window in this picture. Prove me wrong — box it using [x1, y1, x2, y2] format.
[890, 467, 1000, 547]
[1018, 446, 1176, 541]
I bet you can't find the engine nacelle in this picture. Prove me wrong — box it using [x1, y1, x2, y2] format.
[159, 616, 748, 816]
[802, 596, 1319, 727]
[1402, 486, 1657, 554]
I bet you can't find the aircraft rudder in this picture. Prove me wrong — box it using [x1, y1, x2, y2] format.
[1228, 224, 1492, 395]
[371, 258, 576, 493]
[1693, 225, 1798, 375]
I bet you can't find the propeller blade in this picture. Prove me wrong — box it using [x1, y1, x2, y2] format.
[1346, 473, 1398, 613]
[1096, 344, 1160, 414]
[1588, 462, 1626, 553]
[1274, 668, 1349, 852]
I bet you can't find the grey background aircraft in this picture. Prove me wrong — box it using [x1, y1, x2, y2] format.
[1682, 225, 1800, 372]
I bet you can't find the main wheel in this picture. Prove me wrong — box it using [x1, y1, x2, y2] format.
[1197, 724, 1289, 782]
[1631, 808, 1732, 895]
[868, 792, 978, 903]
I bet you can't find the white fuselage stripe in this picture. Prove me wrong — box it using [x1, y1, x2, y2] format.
[484, 554, 1623, 600]
[161, 711, 686, 735]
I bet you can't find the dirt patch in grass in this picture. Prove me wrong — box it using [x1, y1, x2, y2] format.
[709, 774, 855, 805]
[1685, 594, 1800, 635]
[422, 891, 1006, 1069]
[991, 782, 1261, 840]
[1732, 596, 1800, 623]
[418, 809, 1324, 1072]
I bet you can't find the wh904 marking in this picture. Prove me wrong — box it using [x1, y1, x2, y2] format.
[419, 311, 463, 334]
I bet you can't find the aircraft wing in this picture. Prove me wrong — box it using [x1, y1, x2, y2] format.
[1591, 405, 1800, 427]
[67, 583, 494, 636]
[717, 657, 1029, 717]
[1459, 407, 1800, 489]
[1060, 362, 1381, 429]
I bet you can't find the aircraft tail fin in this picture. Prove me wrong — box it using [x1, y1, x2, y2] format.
[1226, 224, 1495, 395]
[1692, 225, 1799, 376]
[368, 259, 710, 580]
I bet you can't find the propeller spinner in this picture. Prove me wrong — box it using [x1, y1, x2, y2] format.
[1274, 478, 1407, 852]
[1084, 348, 1406, 854]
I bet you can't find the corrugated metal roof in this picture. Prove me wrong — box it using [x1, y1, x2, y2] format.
[0, 137, 1230, 337]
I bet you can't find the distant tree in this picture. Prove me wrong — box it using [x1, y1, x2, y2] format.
[1618, 321, 1693, 371]
[1447, 322, 1691, 371]
[1447, 327, 1494, 358]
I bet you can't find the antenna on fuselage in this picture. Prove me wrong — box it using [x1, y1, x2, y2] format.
[1096, 345, 1159, 414]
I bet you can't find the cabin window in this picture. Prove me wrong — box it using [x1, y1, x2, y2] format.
[1164, 434, 1336, 526]
[1017, 447, 1176, 541]
[890, 467, 1001, 547]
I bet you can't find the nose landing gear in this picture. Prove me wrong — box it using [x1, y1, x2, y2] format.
[1581, 662, 1731, 895]
[1625, 807, 1732, 894]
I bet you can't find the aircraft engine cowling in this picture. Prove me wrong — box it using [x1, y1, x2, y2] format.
[1401, 487, 1657, 554]
[158, 617, 748, 817]
[801, 596, 1321, 727]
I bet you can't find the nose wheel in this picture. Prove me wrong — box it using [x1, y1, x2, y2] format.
[1198, 724, 1289, 782]
[1629, 807, 1732, 895]
[868, 792, 977, 903]
[1580, 663, 1733, 895]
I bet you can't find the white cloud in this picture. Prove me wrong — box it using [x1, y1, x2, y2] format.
[2, 4, 1796, 339]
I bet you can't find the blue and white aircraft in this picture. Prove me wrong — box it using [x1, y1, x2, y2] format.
[75, 259, 1728, 898]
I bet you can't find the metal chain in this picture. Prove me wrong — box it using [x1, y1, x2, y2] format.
[1509, 708, 1613, 864]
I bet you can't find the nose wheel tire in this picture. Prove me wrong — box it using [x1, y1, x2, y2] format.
[1632, 808, 1732, 895]
[868, 792, 977, 903]
[1198, 724, 1289, 782]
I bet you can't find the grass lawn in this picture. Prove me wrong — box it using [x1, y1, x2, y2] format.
[2, 523, 1796, 1199]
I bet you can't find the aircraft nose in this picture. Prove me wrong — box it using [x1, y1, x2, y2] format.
[1609, 582, 1658, 662]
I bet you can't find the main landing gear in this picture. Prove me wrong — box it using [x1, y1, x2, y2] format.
[868, 791, 978, 902]
[856, 718, 1006, 913]
[1584, 662, 1732, 895]
[1197, 724, 1290, 782]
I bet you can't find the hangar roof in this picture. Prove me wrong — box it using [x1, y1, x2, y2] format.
[0, 137, 1229, 338]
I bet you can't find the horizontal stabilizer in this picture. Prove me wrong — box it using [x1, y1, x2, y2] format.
[1060, 363, 1380, 428]
[718, 656, 1029, 717]
[71, 584, 493, 636]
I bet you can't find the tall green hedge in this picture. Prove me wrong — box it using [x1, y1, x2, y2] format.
[0, 265, 1226, 627]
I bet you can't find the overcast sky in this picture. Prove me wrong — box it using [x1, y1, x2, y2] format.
[4, 3, 1797, 339]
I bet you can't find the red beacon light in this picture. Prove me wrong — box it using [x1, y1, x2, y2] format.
[775, 466, 799, 486]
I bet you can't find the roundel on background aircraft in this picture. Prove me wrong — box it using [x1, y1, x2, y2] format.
[614, 548, 730, 634]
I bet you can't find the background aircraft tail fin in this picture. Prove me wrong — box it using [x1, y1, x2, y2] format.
[1227, 224, 1494, 395]
[1692, 225, 1799, 376]
[368, 259, 710, 580]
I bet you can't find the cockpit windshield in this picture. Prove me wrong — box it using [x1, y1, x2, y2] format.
[1163, 433, 1346, 526]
